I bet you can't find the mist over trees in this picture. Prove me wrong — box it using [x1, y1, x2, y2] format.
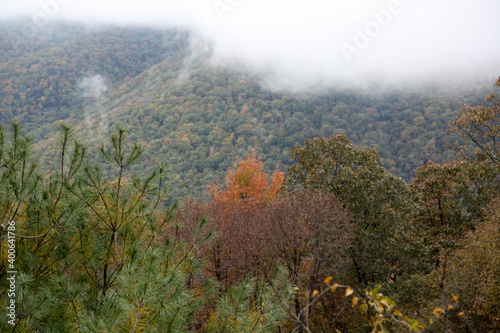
[1, 22, 500, 332]
[0, 22, 490, 202]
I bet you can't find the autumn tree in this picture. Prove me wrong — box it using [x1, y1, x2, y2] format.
[403, 77, 500, 330]
[409, 77, 500, 267]
[178, 153, 356, 332]
[202, 151, 283, 283]
[440, 81, 500, 332]
[442, 198, 500, 331]
[285, 135, 416, 288]
[175, 152, 294, 331]
[409, 160, 476, 265]
[260, 189, 354, 332]
[450, 77, 500, 166]
[208, 150, 284, 202]
[181, 152, 283, 290]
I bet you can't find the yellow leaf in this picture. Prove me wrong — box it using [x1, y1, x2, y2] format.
[352, 297, 359, 306]
[458, 312, 465, 317]
[331, 283, 339, 293]
[433, 308, 443, 318]
[447, 305, 455, 311]
[410, 321, 421, 330]
[393, 310, 402, 317]
[324, 276, 332, 285]
[429, 319, 433, 325]
[452, 294, 459, 303]
[345, 288, 353, 297]
[312, 290, 319, 297]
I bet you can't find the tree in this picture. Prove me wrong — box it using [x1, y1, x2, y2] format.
[178, 155, 355, 332]
[0, 122, 42, 236]
[0, 126, 215, 332]
[449, 77, 500, 166]
[204, 274, 291, 333]
[408, 77, 500, 332]
[285, 135, 415, 287]
[443, 198, 500, 332]
[409, 77, 500, 268]
[409, 160, 475, 265]
[403, 77, 500, 331]
[261, 189, 354, 332]
[208, 150, 284, 202]
[180, 151, 284, 289]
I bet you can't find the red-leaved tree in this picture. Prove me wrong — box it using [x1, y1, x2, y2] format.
[176, 152, 355, 332]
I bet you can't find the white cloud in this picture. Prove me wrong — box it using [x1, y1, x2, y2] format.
[1, 0, 499, 89]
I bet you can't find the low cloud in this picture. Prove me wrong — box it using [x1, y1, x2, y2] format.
[79, 74, 108, 139]
[2, 0, 500, 90]
[79, 75, 108, 99]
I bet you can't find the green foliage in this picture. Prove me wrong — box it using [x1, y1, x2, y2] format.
[410, 160, 476, 262]
[443, 199, 500, 331]
[204, 273, 290, 333]
[2, 21, 500, 333]
[0, 23, 188, 130]
[285, 135, 416, 287]
[0, 126, 192, 331]
[0, 21, 482, 202]
[398, 78, 500, 331]
[0, 124, 294, 332]
[0, 122, 42, 225]
[296, 279, 427, 333]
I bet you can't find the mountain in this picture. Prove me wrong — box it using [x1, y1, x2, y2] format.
[0, 21, 488, 201]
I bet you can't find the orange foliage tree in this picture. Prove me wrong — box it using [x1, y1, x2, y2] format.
[208, 150, 284, 202]
[178, 151, 284, 291]
[177, 152, 356, 331]
[202, 151, 285, 288]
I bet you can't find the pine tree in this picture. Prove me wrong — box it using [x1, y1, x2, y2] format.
[1, 126, 213, 332]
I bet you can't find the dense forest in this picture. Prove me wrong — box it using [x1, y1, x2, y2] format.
[1, 21, 499, 332]
[0, 21, 491, 201]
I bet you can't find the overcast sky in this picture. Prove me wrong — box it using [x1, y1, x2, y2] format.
[1, 0, 500, 89]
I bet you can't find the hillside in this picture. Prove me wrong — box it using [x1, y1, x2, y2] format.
[2, 18, 500, 333]
[0, 21, 489, 201]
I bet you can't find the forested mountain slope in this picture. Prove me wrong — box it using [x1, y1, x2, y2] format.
[0, 21, 489, 200]
[0, 21, 188, 128]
